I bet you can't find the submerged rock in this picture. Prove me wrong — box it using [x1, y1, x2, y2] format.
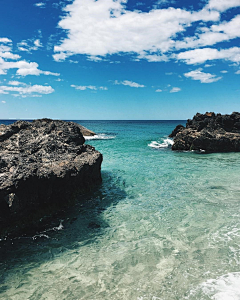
[0, 119, 102, 237]
[170, 112, 240, 152]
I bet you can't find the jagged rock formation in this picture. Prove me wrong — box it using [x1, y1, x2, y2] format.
[170, 112, 240, 152]
[0, 119, 102, 236]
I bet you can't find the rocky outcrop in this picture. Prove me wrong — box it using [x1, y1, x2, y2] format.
[78, 124, 96, 136]
[0, 119, 102, 237]
[170, 112, 240, 152]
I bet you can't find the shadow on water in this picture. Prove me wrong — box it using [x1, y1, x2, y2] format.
[0, 171, 127, 288]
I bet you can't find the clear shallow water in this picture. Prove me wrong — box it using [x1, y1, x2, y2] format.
[0, 120, 240, 300]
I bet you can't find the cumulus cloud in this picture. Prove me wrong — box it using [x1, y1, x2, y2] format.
[0, 84, 54, 96]
[175, 15, 240, 50]
[0, 52, 20, 60]
[177, 47, 240, 64]
[235, 70, 240, 74]
[0, 38, 12, 43]
[206, 0, 240, 12]
[34, 39, 43, 48]
[71, 84, 108, 91]
[1, 100, 6, 103]
[53, 0, 219, 61]
[114, 80, 145, 88]
[0, 46, 12, 54]
[0, 58, 60, 76]
[156, 89, 162, 92]
[0, 37, 59, 77]
[170, 87, 181, 93]
[184, 68, 222, 83]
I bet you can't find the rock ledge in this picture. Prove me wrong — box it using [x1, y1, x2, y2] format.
[170, 112, 240, 152]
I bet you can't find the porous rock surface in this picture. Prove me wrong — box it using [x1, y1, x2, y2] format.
[170, 112, 240, 152]
[0, 119, 102, 236]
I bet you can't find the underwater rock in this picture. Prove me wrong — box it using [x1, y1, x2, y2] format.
[170, 112, 240, 152]
[0, 119, 102, 237]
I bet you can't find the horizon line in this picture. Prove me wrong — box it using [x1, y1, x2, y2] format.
[0, 118, 187, 121]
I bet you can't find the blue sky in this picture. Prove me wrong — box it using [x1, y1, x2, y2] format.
[0, 0, 240, 120]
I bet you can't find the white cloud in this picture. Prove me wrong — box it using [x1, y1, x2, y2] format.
[177, 47, 240, 64]
[8, 81, 26, 86]
[114, 80, 145, 88]
[53, 0, 219, 61]
[170, 87, 181, 93]
[17, 38, 43, 52]
[0, 52, 20, 60]
[184, 68, 222, 83]
[0, 45, 12, 53]
[1, 100, 6, 103]
[207, 0, 240, 12]
[69, 60, 78, 64]
[35, 2, 46, 8]
[175, 15, 240, 50]
[235, 70, 240, 74]
[87, 56, 103, 62]
[156, 89, 162, 92]
[0, 38, 12, 43]
[71, 84, 108, 91]
[204, 64, 214, 68]
[0, 58, 60, 77]
[18, 47, 29, 52]
[53, 52, 67, 62]
[0, 84, 54, 96]
[137, 52, 169, 62]
[42, 71, 60, 76]
[220, 70, 228, 73]
[34, 39, 43, 48]
[0, 37, 59, 77]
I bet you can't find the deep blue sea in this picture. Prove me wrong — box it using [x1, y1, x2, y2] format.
[0, 120, 240, 300]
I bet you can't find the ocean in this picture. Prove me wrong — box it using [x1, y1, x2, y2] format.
[0, 120, 240, 300]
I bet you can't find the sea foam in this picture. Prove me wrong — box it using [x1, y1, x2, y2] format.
[148, 138, 174, 149]
[186, 272, 240, 300]
[84, 133, 116, 140]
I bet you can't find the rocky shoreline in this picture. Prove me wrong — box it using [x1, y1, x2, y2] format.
[0, 119, 102, 237]
[170, 112, 240, 152]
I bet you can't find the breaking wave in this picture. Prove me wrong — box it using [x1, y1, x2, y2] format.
[148, 138, 174, 149]
[186, 272, 240, 300]
[84, 134, 116, 140]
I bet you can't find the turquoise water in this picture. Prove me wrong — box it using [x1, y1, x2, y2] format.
[0, 120, 240, 300]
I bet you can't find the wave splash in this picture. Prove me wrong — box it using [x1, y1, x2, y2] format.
[84, 134, 116, 140]
[148, 138, 174, 149]
[186, 272, 240, 300]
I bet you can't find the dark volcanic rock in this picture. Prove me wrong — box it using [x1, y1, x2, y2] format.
[168, 124, 185, 138]
[0, 119, 102, 236]
[170, 112, 240, 152]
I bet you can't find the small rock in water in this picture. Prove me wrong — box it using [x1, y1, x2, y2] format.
[170, 112, 240, 152]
